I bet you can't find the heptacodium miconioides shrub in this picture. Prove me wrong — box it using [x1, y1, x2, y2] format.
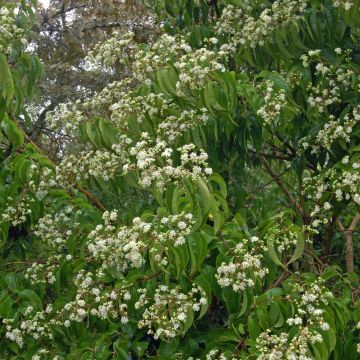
[0, 0, 360, 359]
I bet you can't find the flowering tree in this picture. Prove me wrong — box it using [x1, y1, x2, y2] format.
[27, 0, 158, 154]
[1, 0, 360, 359]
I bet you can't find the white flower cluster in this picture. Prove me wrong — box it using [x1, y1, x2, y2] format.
[31, 349, 49, 360]
[216, 0, 307, 51]
[85, 31, 135, 71]
[332, 0, 354, 10]
[5, 272, 134, 348]
[256, 80, 287, 125]
[84, 78, 133, 114]
[256, 280, 333, 359]
[265, 225, 299, 254]
[174, 47, 225, 96]
[133, 32, 225, 95]
[25, 258, 58, 285]
[137, 285, 207, 339]
[133, 34, 190, 82]
[110, 90, 171, 127]
[4, 305, 54, 348]
[47, 82, 209, 146]
[1, 164, 57, 227]
[32, 165, 57, 199]
[157, 107, 209, 141]
[154, 212, 194, 246]
[88, 210, 194, 271]
[282, 69, 302, 89]
[205, 350, 238, 360]
[45, 31, 218, 196]
[55, 132, 212, 190]
[56, 148, 123, 185]
[123, 133, 212, 189]
[304, 158, 360, 228]
[299, 49, 321, 67]
[312, 106, 359, 152]
[110, 90, 210, 140]
[306, 59, 354, 114]
[25, 209, 82, 284]
[1, 195, 33, 227]
[46, 102, 84, 134]
[34, 211, 74, 250]
[216, 236, 268, 292]
[214, 5, 243, 39]
[0, 5, 27, 55]
[55, 135, 131, 186]
[88, 214, 147, 271]
[57, 271, 131, 324]
[46, 79, 133, 135]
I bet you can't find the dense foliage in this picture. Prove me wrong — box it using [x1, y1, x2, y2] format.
[1, 0, 360, 359]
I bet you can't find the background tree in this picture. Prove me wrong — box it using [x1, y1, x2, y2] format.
[26, 0, 158, 155]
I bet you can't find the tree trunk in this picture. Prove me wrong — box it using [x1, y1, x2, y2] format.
[345, 231, 354, 273]
[337, 213, 360, 273]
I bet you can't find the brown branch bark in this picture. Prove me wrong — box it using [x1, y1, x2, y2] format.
[337, 213, 360, 273]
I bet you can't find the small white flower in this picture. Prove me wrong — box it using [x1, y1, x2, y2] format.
[64, 320, 71, 327]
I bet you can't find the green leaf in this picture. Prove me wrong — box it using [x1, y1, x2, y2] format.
[18, 289, 42, 309]
[188, 233, 208, 275]
[168, 243, 189, 279]
[247, 315, 261, 339]
[1, 116, 24, 148]
[266, 234, 285, 268]
[15, 158, 31, 184]
[195, 178, 211, 212]
[204, 80, 226, 112]
[0, 54, 14, 104]
[239, 288, 253, 316]
[209, 173, 227, 199]
[97, 117, 117, 149]
[0, 294, 13, 318]
[156, 67, 178, 96]
[287, 227, 305, 265]
[85, 121, 102, 148]
[269, 301, 284, 327]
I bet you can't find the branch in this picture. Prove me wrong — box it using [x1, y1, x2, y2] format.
[261, 158, 306, 219]
[40, 4, 89, 27]
[30, 102, 57, 141]
[336, 214, 360, 233]
[336, 218, 345, 232]
[248, 148, 291, 161]
[272, 130, 295, 156]
[349, 213, 360, 232]
[337, 213, 360, 273]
